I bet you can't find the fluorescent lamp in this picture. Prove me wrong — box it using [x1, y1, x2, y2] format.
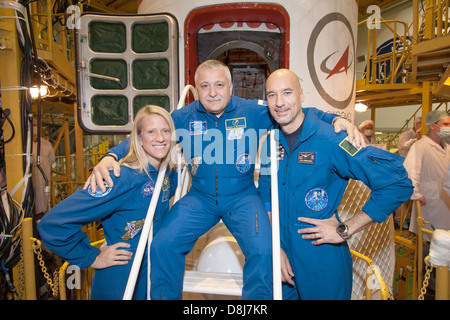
[355, 103, 368, 112]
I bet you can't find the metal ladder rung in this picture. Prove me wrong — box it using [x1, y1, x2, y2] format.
[183, 270, 243, 296]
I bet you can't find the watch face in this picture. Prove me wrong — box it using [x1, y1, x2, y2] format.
[337, 224, 345, 233]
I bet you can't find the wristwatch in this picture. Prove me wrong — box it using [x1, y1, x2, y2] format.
[336, 222, 351, 240]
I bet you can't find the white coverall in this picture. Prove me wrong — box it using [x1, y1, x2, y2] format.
[403, 135, 450, 240]
[32, 138, 55, 214]
[398, 128, 418, 157]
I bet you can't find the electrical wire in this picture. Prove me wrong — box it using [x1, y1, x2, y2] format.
[0, 0, 39, 299]
[0, 109, 16, 144]
[1, 0, 77, 299]
[0, 189, 23, 298]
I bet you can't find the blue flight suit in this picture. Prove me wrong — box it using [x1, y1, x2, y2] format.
[109, 97, 338, 299]
[258, 111, 413, 300]
[38, 164, 176, 300]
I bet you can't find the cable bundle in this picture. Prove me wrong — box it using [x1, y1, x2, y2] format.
[0, 190, 23, 298]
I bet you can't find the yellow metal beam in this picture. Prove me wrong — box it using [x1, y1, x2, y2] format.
[37, 48, 76, 89]
[0, 7, 25, 202]
[85, 0, 125, 14]
[412, 34, 450, 56]
[434, 65, 450, 99]
[421, 81, 432, 134]
[357, 83, 420, 92]
[22, 218, 37, 300]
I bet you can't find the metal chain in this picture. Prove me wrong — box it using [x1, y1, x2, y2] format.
[32, 239, 59, 297]
[418, 261, 433, 300]
[16, 240, 24, 299]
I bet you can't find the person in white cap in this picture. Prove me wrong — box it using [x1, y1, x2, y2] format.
[358, 119, 376, 144]
[398, 117, 422, 157]
[403, 110, 450, 240]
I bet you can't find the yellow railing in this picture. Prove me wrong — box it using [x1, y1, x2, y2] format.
[59, 239, 105, 300]
[359, 18, 412, 86]
[395, 200, 450, 300]
[50, 138, 110, 206]
[350, 249, 389, 300]
[414, 0, 450, 42]
[30, 0, 77, 66]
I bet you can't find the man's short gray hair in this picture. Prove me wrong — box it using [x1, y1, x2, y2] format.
[194, 60, 232, 85]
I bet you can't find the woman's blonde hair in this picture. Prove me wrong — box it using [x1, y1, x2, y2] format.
[119, 105, 176, 177]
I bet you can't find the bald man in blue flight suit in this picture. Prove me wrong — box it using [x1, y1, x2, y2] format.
[89, 60, 365, 299]
[258, 69, 414, 300]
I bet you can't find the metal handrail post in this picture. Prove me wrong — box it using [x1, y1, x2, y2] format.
[22, 218, 37, 300]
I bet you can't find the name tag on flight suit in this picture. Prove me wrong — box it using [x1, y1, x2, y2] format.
[298, 152, 316, 164]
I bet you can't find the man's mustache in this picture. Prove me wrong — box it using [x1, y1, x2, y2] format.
[206, 96, 222, 101]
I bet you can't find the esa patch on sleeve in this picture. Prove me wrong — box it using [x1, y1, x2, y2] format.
[339, 137, 361, 156]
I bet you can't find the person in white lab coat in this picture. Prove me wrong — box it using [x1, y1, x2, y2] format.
[444, 164, 450, 196]
[398, 117, 422, 157]
[358, 119, 376, 145]
[32, 119, 55, 219]
[403, 110, 450, 240]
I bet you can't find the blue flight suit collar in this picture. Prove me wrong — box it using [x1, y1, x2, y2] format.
[275, 108, 320, 153]
[193, 96, 237, 119]
[146, 163, 159, 174]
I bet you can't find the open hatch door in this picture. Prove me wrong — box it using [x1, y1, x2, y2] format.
[75, 13, 178, 133]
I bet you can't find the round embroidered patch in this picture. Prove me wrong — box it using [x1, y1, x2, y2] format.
[142, 180, 155, 197]
[88, 182, 112, 198]
[236, 153, 251, 173]
[305, 188, 328, 211]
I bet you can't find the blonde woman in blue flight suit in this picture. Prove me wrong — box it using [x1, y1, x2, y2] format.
[38, 105, 177, 300]
[258, 69, 413, 300]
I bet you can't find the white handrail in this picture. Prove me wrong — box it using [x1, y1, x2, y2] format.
[177, 84, 198, 110]
[172, 85, 197, 202]
[270, 129, 282, 300]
